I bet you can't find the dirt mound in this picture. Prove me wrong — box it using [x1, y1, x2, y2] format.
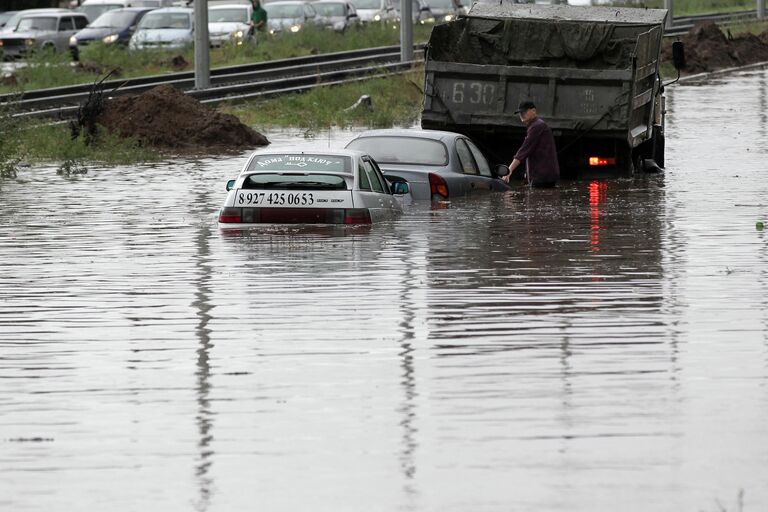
[663, 22, 768, 74]
[97, 84, 269, 149]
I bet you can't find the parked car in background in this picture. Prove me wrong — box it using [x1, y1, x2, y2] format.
[349, 0, 395, 22]
[69, 7, 152, 60]
[393, 0, 434, 24]
[132, 0, 176, 7]
[426, 0, 466, 23]
[208, 3, 252, 46]
[345, 129, 510, 201]
[0, 9, 71, 35]
[311, 0, 359, 32]
[78, 0, 132, 22]
[0, 11, 89, 60]
[218, 150, 408, 227]
[129, 7, 193, 50]
[0, 11, 19, 30]
[263, 1, 318, 33]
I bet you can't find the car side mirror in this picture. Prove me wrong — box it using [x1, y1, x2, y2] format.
[494, 164, 509, 178]
[392, 181, 410, 195]
[348, 12, 357, 17]
[226, 179, 236, 191]
[672, 41, 685, 70]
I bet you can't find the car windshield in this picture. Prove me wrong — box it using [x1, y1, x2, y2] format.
[16, 17, 57, 31]
[314, 3, 345, 16]
[264, 4, 303, 18]
[247, 154, 352, 174]
[138, 12, 191, 29]
[242, 173, 348, 190]
[351, 0, 381, 9]
[347, 137, 448, 165]
[132, 0, 164, 6]
[80, 5, 123, 20]
[428, 0, 455, 8]
[208, 7, 249, 22]
[0, 12, 17, 27]
[90, 10, 137, 28]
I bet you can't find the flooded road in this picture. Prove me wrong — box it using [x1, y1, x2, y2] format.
[1, 67, 768, 512]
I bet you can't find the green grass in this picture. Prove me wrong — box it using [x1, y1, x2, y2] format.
[628, 0, 755, 16]
[219, 68, 425, 131]
[0, 23, 433, 94]
[14, 122, 159, 165]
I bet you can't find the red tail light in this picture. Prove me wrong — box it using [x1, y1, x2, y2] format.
[218, 207, 242, 223]
[588, 157, 617, 167]
[428, 173, 449, 200]
[344, 208, 372, 225]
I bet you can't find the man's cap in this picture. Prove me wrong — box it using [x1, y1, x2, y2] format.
[514, 101, 536, 114]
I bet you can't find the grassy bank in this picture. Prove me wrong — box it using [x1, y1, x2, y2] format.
[628, 0, 755, 15]
[219, 68, 424, 132]
[0, 68, 422, 169]
[1, 23, 432, 94]
[0, 116, 159, 174]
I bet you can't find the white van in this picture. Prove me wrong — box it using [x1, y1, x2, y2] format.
[78, 0, 174, 22]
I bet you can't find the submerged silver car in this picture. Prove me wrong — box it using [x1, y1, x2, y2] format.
[218, 149, 409, 227]
[345, 129, 510, 201]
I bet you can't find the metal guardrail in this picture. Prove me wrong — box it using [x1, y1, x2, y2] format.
[8, 48, 424, 120]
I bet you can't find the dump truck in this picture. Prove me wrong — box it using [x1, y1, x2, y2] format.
[421, 3, 673, 177]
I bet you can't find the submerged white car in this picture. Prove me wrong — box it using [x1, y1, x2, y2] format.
[129, 7, 193, 50]
[218, 149, 409, 227]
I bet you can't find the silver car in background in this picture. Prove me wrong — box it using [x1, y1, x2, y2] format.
[218, 149, 408, 227]
[0, 11, 89, 59]
[346, 129, 510, 202]
[311, 0, 360, 32]
[263, 1, 318, 33]
[208, 3, 253, 46]
[349, 0, 396, 22]
[129, 7, 193, 50]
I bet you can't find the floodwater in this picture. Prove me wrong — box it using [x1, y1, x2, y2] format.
[1, 67, 768, 512]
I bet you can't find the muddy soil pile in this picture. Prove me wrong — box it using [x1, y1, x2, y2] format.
[97, 84, 269, 149]
[664, 22, 768, 74]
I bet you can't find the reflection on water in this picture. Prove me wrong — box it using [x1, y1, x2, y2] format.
[1, 70, 768, 512]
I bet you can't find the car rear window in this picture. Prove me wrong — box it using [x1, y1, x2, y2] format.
[242, 173, 348, 190]
[346, 136, 448, 165]
[247, 154, 352, 173]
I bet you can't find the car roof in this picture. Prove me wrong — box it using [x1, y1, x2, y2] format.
[210, 3, 250, 7]
[145, 7, 194, 13]
[266, 1, 311, 5]
[248, 148, 368, 159]
[352, 128, 462, 142]
[312, 1, 348, 4]
[109, 7, 155, 12]
[22, 11, 88, 18]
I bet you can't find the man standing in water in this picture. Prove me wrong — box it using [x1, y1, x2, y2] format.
[249, 0, 268, 36]
[502, 101, 560, 188]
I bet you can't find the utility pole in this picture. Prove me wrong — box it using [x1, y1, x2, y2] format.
[664, 0, 673, 30]
[194, 0, 211, 90]
[759, 0, 765, 20]
[400, 0, 413, 63]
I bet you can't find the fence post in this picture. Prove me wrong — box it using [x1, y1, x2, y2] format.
[759, 0, 766, 20]
[194, 0, 211, 90]
[664, 0, 674, 30]
[400, 0, 413, 63]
